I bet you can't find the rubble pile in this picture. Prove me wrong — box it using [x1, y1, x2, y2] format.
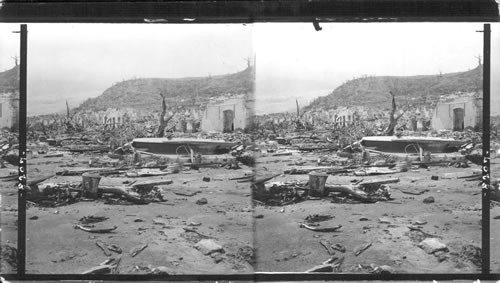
[252, 174, 395, 206]
[17, 117, 257, 274]
[0, 130, 19, 167]
[252, 180, 308, 206]
[251, 105, 496, 274]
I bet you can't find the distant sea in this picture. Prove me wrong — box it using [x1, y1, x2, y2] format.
[27, 91, 101, 117]
[255, 88, 332, 115]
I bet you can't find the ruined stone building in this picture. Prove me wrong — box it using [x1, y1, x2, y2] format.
[431, 94, 482, 131]
[201, 94, 253, 132]
[0, 92, 19, 131]
[100, 108, 142, 129]
[402, 107, 432, 131]
[333, 107, 356, 127]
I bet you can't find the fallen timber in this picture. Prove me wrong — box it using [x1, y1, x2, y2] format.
[360, 136, 467, 153]
[253, 173, 398, 205]
[136, 150, 237, 167]
[300, 223, 343, 232]
[324, 185, 379, 203]
[366, 149, 467, 163]
[62, 145, 110, 153]
[75, 224, 118, 233]
[98, 179, 173, 204]
[132, 137, 237, 155]
[98, 185, 151, 204]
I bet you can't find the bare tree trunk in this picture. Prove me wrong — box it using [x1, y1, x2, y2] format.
[385, 91, 404, 136]
[41, 122, 47, 136]
[156, 93, 175, 137]
[66, 100, 70, 119]
[65, 100, 74, 131]
[156, 94, 168, 137]
[270, 120, 278, 135]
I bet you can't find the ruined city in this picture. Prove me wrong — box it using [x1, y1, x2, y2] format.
[252, 63, 500, 273]
[1, 23, 500, 276]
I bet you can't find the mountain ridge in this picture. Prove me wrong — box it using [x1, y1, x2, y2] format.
[307, 65, 483, 110]
[75, 67, 254, 113]
[0, 65, 19, 93]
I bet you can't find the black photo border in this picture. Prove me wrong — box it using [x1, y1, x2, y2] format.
[0, 0, 499, 281]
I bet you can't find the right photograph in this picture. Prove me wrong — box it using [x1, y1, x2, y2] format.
[252, 23, 494, 273]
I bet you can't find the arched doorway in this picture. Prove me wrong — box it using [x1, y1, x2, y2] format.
[453, 108, 465, 131]
[223, 110, 234, 132]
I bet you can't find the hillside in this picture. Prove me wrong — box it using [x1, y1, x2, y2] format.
[0, 65, 19, 92]
[307, 64, 483, 110]
[75, 67, 254, 112]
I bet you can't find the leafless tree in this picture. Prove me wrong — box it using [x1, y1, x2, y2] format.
[156, 92, 175, 137]
[11, 56, 18, 66]
[385, 91, 405, 136]
[475, 54, 482, 66]
[65, 100, 76, 132]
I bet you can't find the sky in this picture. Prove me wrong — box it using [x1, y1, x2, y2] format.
[0, 23, 254, 115]
[254, 22, 500, 115]
[0, 22, 499, 116]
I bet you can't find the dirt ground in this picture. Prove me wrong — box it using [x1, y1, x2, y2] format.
[2, 149, 500, 275]
[490, 157, 500, 273]
[2, 151, 254, 274]
[254, 151, 500, 273]
[0, 164, 18, 274]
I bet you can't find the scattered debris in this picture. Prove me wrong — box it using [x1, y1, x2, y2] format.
[305, 214, 334, 223]
[398, 187, 429, 195]
[460, 244, 481, 267]
[319, 239, 337, 255]
[149, 265, 169, 275]
[80, 215, 108, 225]
[96, 240, 112, 256]
[81, 257, 121, 274]
[369, 264, 395, 274]
[129, 243, 148, 257]
[0, 244, 17, 271]
[75, 225, 118, 233]
[423, 196, 435, 203]
[331, 243, 346, 253]
[305, 256, 344, 272]
[305, 263, 334, 272]
[196, 197, 208, 205]
[174, 190, 201, 197]
[300, 223, 342, 232]
[353, 241, 372, 256]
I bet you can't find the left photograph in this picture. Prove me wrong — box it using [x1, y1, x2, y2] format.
[0, 25, 21, 274]
[20, 23, 255, 274]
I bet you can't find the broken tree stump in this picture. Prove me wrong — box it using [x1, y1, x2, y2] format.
[309, 172, 328, 197]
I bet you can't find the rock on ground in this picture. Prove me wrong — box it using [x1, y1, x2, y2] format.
[418, 238, 447, 254]
[195, 239, 224, 255]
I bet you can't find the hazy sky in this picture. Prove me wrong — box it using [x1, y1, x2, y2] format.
[0, 22, 499, 116]
[0, 23, 254, 115]
[254, 22, 500, 114]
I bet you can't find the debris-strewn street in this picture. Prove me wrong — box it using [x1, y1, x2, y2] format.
[0, 167, 18, 274]
[4, 22, 500, 277]
[0, 129, 19, 274]
[21, 139, 254, 274]
[491, 161, 500, 273]
[252, 129, 499, 273]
